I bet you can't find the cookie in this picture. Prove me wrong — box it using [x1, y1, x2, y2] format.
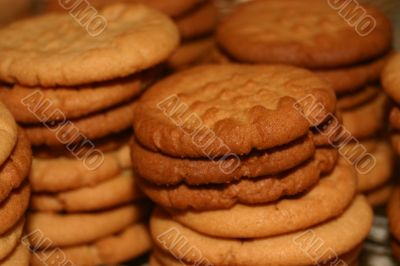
[382, 53, 400, 103]
[0, 219, 24, 261]
[169, 160, 356, 238]
[315, 147, 339, 175]
[30, 171, 144, 212]
[388, 186, 400, 240]
[0, 129, 31, 203]
[131, 133, 315, 185]
[167, 38, 214, 70]
[337, 86, 379, 110]
[30, 223, 151, 266]
[216, 0, 392, 68]
[0, 182, 29, 236]
[175, 1, 218, 39]
[0, 69, 157, 124]
[27, 203, 150, 248]
[0, 4, 179, 87]
[0, 244, 30, 266]
[30, 144, 130, 192]
[312, 111, 343, 146]
[151, 196, 372, 266]
[138, 159, 320, 210]
[134, 64, 335, 158]
[366, 184, 392, 207]
[24, 100, 136, 147]
[0, 102, 18, 167]
[342, 92, 387, 139]
[389, 106, 400, 129]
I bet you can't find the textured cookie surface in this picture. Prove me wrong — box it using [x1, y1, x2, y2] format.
[134, 64, 335, 157]
[0, 4, 179, 86]
[151, 196, 372, 266]
[27, 203, 149, 248]
[131, 134, 315, 185]
[30, 224, 151, 266]
[382, 53, 400, 103]
[138, 159, 320, 210]
[169, 160, 356, 238]
[0, 219, 24, 261]
[217, 0, 392, 68]
[0, 102, 17, 167]
[0, 244, 30, 266]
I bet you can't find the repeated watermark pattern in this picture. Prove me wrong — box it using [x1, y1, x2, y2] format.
[327, 0, 377, 36]
[157, 227, 214, 266]
[21, 90, 104, 171]
[58, 0, 108, 37]
[294, 94, 376, 175]
[157, 95, 241, 175]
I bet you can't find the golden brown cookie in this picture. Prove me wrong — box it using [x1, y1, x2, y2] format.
[30, 224, 151, 266]
[0, 129, 31, 204]
[175, 1, 218, 39]
[131, 133, 315, 185]
[311, 111, 343, 147]
[315, 147, 339, 175]
[151, 196, 372, 266]
[30, 144, 130, 192]
[27, 203, 150, 249]
[138, 159, 320, 210]
[169, 160, 356, 238]
[388, 186, 400, 241]
[366, 184, 392, 207]
[24, 101, 136, 147]
[337, 86, 379, 110]
[30, 171, 144, 212]
[342, 92, 387, 139]
[0, 182, 29, 235]
[0, 219, 24, 261]
[0, 244, 30, 266]
[0, 4, 179, 86]
[167, 38, 214, 70]
[134, 64, 335, 158]
[0, 102, 18, 167]
[216, 0, 392, 68]
[0, 70, 156, 123]
[382, 53, 400, 103]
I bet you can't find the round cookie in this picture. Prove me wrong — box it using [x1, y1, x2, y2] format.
[0, 69, 157, 123]
[167, 38, 214, 70]
[216, 0, 392, 68]
[0, 219, 24, 261]
[138, 159, 320, 210]
[30, 224, 151, 266]
[0, 102, 18, 167]
[382, 53, 400, 103]
[151, 196, 372, 266]
[388, 186, 400, 241]
[131, 133, 315, 185]
[27, 203, 149, 248]
[169, 160, 356, 238]
[0, 182, 30, 236]
[134, 64, 336, 158]
[0, 4, 179, 87]
[31, 171, 144, 212]
[0, 129, 31, 203]
[175, 1, 218, 39]
[315, 147, 338, 175]
[30, 144, 130, 192]
[337, 86, 379, 110]
[342, 92, 387, 139]
[24, 100, 136, 147]
[312, 111, 343, 146]
[366, 184, 392, 207]
[0, 244, 30, 266]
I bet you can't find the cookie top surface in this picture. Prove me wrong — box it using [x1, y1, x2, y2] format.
[382, 53, 400, 103]
[0, 101, 18, 167]
[134, 64, 335, 157]
[0, 4, 179, 87]
[216, 0, 392, 68]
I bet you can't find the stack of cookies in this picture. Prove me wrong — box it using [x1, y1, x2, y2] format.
[0, 3, 179, 265]
[209, 0, 394, 206]
[131, 64, 373, 266]
[388, 186, 400, 261]
[0, 102, 32, 265]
